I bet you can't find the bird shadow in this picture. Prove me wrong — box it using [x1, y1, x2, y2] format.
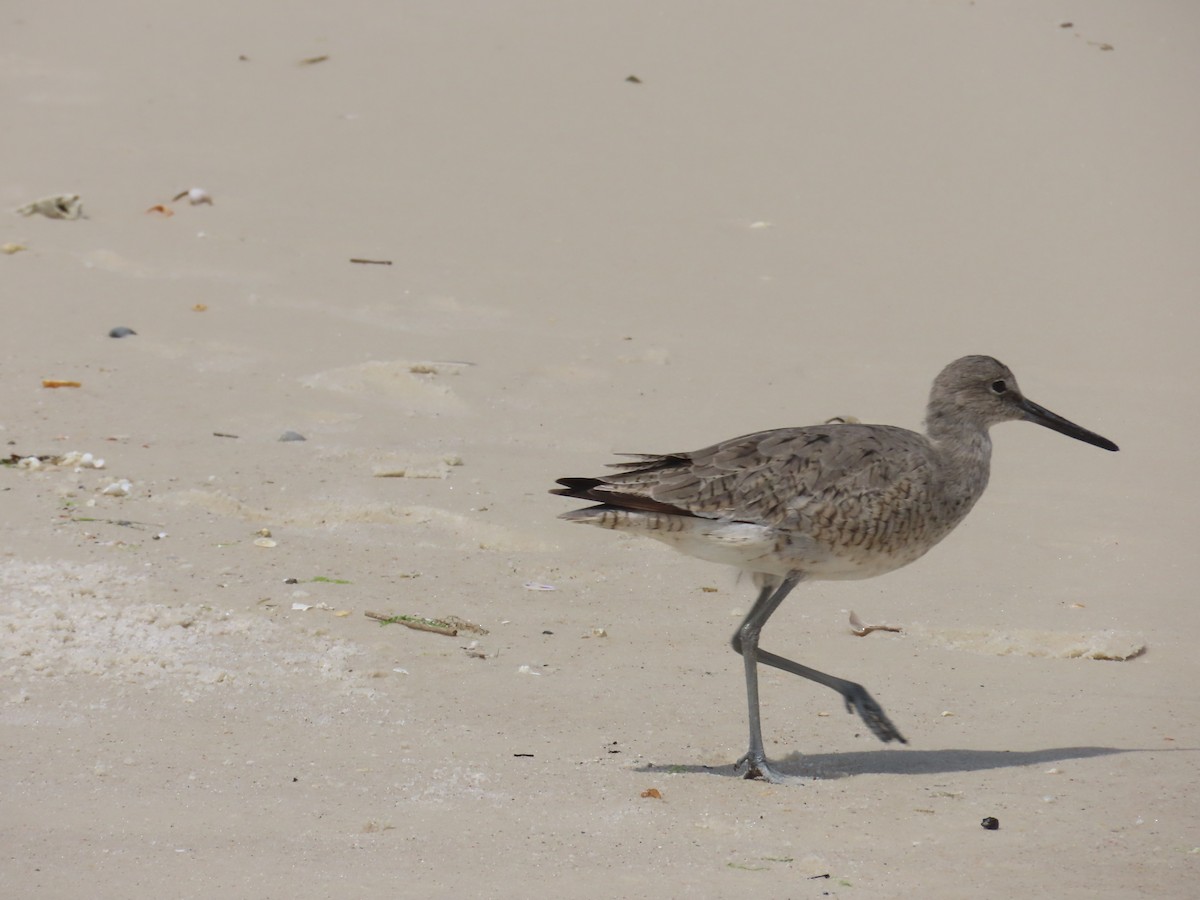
[638, 745, 1190, 781]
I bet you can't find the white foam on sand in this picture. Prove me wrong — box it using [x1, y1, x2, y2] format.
[0, 560, 363, 690]
[300, 360, 466, 414]
[908, 623, 1146, 661]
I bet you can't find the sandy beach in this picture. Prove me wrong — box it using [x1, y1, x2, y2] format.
[3, 2, 1198, 897]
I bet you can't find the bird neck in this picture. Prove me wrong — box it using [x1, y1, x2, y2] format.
[924, 400, 993, 455]
[924, 413, 994, 511]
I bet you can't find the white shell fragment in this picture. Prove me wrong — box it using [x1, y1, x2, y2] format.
[23, 452, 104, 470]
[100, 479, 132, 497]
[523, 582, 557, 591]
[59, 451, 106, 470]
[15, 194, 84, 220]
[15, 452, 106, 470]
[173, 187, 213, 206]
[253, 538, 277, 548]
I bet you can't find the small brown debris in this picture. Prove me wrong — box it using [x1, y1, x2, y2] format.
[299, 55, 329, 66]
[444, 616, 489, 635]
[640, 788, 663, 799]
[146, 204, 174, 217]
[350, 258, 393, 265]
[849, 611, 902, 637]
[42, 380, 81, 389]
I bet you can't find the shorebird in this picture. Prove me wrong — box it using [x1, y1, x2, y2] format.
[553, 356, 1118, 783]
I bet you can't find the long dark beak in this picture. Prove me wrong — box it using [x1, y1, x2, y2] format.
[1018, 397, 1119, 451]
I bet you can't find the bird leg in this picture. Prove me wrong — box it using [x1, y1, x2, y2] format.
[730, 573, 800, 782]
[753, 646, 907, 745]
[730, 572, 906, 782]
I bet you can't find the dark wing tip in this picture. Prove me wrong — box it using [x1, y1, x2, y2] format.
[551, 475, 697, 518]
[551, 477, 602, 499]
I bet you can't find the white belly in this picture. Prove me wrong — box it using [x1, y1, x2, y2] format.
[564, 507, 914, 581]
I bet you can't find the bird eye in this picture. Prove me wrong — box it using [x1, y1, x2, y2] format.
[990, 380, 1007, 394]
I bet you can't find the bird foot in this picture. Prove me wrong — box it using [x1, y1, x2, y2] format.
[842, 683, 907, 744]
[734, 752, 809, 785]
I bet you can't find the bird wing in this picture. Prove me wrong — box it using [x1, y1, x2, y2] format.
[563, 424, 936, 527]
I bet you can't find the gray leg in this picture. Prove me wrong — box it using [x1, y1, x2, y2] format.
[730, 572, 905, 783]
[729, 573, 800, 782]
[751, 646, 906, 745]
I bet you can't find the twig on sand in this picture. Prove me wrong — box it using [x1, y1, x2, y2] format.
[365, 611, 457, 636]
[849, 610, 903, 637]
[365, 612, 489, 637]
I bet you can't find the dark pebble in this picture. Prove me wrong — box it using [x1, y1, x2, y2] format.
[108, 326, 137, 338]
[981, 817, 1000, 830]
[278, 430, 306, 442]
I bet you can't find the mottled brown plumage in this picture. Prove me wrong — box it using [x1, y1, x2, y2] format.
[553, 356, 1118, 783]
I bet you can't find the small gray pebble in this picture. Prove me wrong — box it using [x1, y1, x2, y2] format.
[278, 430, 307, 442]
[981, 817, 1000, 830]
[108, 326, 137, 338]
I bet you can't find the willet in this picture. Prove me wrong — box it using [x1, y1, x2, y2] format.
[552, 356, 1118, 783]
